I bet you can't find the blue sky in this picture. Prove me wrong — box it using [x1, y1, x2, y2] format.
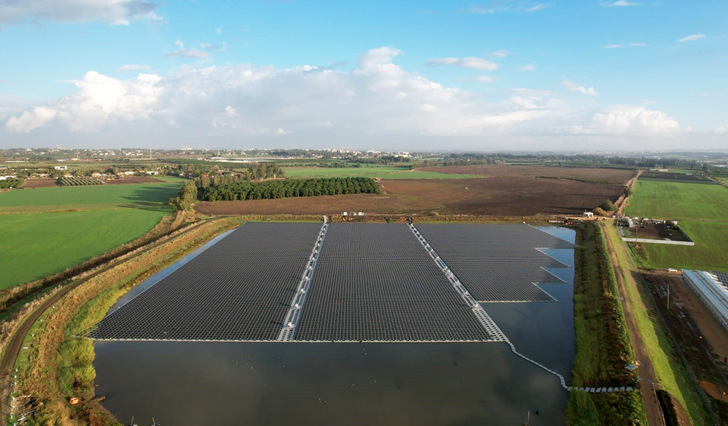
[0, 0, 726, 151]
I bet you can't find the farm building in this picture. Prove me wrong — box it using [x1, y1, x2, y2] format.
[682, 270, 728, 331]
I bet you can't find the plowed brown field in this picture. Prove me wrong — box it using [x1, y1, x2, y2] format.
[421, 164, 635, 184]
[196, 174, 626, 216]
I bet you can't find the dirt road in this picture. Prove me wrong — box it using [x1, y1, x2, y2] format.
[599, 220, 665, 426]
[617, 169, 643, 216]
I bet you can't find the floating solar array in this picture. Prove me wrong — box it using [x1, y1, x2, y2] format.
[90, 222, 322, 341]
[293, 224, 498, 342]
[416, 224, 574, 302]
[90, 223, 573, 343]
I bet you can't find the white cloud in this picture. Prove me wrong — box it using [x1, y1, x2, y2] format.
[519, 64, 536, 71]
[216, 27, 222, 35]
[563, 80, 599, 97]
[426, 56, 498, 71]
[677, 34, 705, 43]
[0, 0, 161, 25]
[167, 41, 210, 59]
[7, 71, 161, 133]
[476, 75, 494, 83]
[6, 107, 57, 133]
[526, 3, 550, 12]
[5, 47, 689, 149]
[464, 1, 549, 14]
[571, 106, 679, 135]
[603, 1, 641, 6]
[120, 64, 152, 71]
[491, 50, 510, 58]
[713, 126, 728, 135]
[604, 42, 645, 49]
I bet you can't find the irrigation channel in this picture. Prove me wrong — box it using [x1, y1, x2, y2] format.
[90, 223, 620, 424]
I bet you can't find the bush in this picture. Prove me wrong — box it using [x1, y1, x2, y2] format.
[600, 199, 617, 212]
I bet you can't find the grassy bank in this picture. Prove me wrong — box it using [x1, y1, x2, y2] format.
[10, 217, 243, 424]
[567, 222, 646, 425]
[602, 221, 711, 425]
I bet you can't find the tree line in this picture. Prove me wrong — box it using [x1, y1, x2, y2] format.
[201, 177, 380, 202]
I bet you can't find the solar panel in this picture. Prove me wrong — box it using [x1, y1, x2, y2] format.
[90, 222, 322, 341]
[293, 224, 497, 341]
[416, 224, 572, 302]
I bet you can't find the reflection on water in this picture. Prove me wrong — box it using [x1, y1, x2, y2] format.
[94, 227, 576, 425]
[95, 342, 566, 425]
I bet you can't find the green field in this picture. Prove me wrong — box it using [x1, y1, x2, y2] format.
[625, 179, 728, 271]
[282, 166, 480, 179]
[0, 182, 182, 289]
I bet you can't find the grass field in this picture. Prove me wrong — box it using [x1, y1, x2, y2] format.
[625, 179, 728, 271]
[0, 182, 182, 289]
[282, 166, 480, 179]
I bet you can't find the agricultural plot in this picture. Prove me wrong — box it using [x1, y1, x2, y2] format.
[0, 181, 182, 288]
[197, 175, 625, 216]
[90, 223, 322, 341]
[283, 166, 480, 180]
[417, 224, 574, 302]
[59, 176, 103, 186]
[625, 179, 728, 271]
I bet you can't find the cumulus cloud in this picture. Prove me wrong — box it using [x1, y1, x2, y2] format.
[5, 47, 685, 148]
[426, 57, 498, 71]
[519, 64, 536, 71]
[563, 80, 599, 96]
[7, 71, 161, 133]
[6, 107, 57, 133]
[677, 34, 705, 43]
[604, 42, 645, 49]
[0, 0, 161, 25]
[571, 106, 679, 135]
[476, 75, 494, 83]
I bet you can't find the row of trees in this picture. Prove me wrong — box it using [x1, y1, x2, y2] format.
[202, 177, 380, 202]
[0, 178, 22, 189]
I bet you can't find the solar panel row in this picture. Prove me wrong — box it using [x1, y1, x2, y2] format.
[293, 224, 495, 341]
[416, 224, 572, 302]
